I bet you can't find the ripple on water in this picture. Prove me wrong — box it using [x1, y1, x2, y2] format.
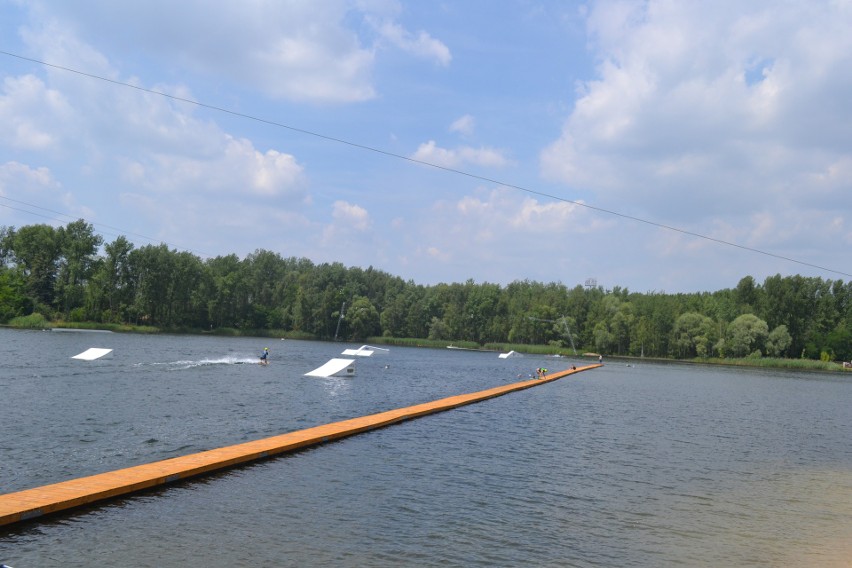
[1, 331, 851, 567]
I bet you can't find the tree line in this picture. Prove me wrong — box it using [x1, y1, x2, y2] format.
[1, 220, 850, 361]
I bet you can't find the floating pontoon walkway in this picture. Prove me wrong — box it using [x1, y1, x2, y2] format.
[0, 364, 600, 528]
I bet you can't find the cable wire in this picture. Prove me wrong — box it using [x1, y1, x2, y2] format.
[1, 49, 849, 278]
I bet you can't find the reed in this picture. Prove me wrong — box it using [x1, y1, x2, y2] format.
[8, 313, 50, 329]
[54, 321, 159, 333]
[483, 342, 576, 356]
[694, 356, 849, 372]
[366, 337, 463, 349]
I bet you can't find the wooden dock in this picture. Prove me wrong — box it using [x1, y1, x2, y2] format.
[0, 364, 600, 528]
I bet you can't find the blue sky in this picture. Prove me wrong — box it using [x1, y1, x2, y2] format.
[1, 0, 851, 294]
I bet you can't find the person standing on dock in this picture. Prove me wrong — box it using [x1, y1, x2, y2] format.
[260, 347, 269, 366]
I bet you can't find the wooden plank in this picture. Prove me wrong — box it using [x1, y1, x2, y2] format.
[0, 364, 600, 527]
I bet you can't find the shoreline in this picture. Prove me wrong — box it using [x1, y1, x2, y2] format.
[3, 321, 849, 374]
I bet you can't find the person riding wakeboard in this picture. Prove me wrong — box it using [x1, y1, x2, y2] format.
[260, 347, 269, 365]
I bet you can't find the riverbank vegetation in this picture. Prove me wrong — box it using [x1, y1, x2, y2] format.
[2, 220, 850, 371]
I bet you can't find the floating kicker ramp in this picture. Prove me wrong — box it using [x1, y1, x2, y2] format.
[340, 345, 389, 357]
[71, 348, 113, 360]
[305, 358, 356, 377]
[0, 364, 601, 528]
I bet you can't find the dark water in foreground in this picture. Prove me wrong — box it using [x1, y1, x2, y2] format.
[1, 328, 851, 567]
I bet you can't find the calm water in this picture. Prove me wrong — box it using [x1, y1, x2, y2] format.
[1, 328, 851, 567]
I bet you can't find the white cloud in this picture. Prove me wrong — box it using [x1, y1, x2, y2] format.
[20, 0, 378, 103]
[18, 0, 450, 104]
[12, 18, 309, 200]
[331, 200, 372, 231]
[124, 137, 305, 198]
[0, 15, 312, 254]
[411, 140, 512, 169]
[0, 161, 59, 196]
[5, 0, 848, 292]
[320, 200, 372, 246]
[391, 187, 600, 284]
[116, 189, 313, 256]
[449, 114, 475, 136]
[253, 33, 376, 103]
[421, 245, 450, 263]
[541, 0, 852, 229]
[454, 188, 582, 236]
[371, 19, 451, 66]
[0, 75, 70, 150]
[0, 161, 88, 224]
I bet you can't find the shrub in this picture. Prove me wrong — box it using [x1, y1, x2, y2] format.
[9, 312, 50, 329]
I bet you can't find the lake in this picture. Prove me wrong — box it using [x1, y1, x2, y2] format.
[1, 328, 851, 566]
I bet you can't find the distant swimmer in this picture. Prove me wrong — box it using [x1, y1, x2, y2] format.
[260, 347, 269, 366]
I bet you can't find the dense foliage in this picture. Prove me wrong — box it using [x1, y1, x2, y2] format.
[2, 221, 851, 361]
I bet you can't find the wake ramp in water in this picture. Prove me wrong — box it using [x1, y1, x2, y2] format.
[71, 348, 113, 361]
[498, 350, 522, 359]
[305, 358, 356, 377]
[341, 345, 390, 357]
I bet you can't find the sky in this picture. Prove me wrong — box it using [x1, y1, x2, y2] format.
[1, 0, 851, 294]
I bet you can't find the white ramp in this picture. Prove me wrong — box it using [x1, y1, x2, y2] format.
[341, 345, 390, 357]
[71, 348, 113, 361]
[342, 347, 373, 357]
[305, 358, 356, 378]
[498, 350, 521, 359]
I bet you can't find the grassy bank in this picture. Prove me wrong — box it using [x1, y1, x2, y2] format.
[3, 316, 317, 340]
[690, 356, 849, 372]
[365, 337, 584, 356]
[368, 336, 850, 373]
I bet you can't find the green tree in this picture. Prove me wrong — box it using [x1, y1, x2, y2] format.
[465, 281, 501, 343]
[380, 293, 410, 338]
[672, 312, 717, 358]
[204, 254, 248, 328]
[765, 324, 792, 357]
[169, 251, 204, 327]
[55, 220, 103, 318]
[610, 302, 634, 355]
[763, 274, 827, 357]
[347, 296, 380, 340]
[734, 275, 761, 314]
[824, 325, 852, 361]
[726, 313, 769, 357]
[630, 315, 653, 357]
[593, 321, 615, 354]
[98, 235, 135, 322]
[0, 226, 14, 267]
[8, 224, 61, 310]
[128, 244, 176, 326]
[0, 265, 30, 322]
[588, 294, 630, 355]
[428, 316, 450, 340]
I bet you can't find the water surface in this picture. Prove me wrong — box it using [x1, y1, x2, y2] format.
[1, 329, 850, 566]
